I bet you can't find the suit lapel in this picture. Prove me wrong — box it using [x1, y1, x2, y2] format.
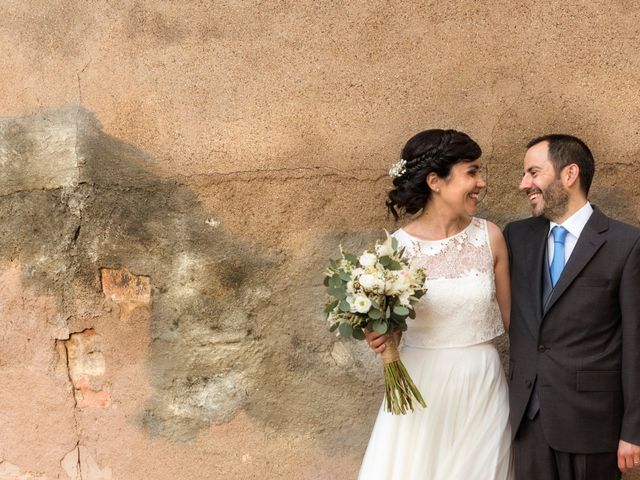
[542, 207, 609, 317]
[524, 217, 548, 335]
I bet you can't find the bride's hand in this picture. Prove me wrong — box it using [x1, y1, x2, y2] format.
[365, 330, 389, 354]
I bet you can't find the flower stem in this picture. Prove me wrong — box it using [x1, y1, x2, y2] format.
[380, 335, 427, 415]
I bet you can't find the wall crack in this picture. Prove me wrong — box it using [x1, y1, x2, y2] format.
[175, 165, 389, 183]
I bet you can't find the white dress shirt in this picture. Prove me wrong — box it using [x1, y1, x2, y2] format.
[548, 201, 594, 267]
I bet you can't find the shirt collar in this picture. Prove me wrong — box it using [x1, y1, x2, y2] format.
[549, 201, 593, 239]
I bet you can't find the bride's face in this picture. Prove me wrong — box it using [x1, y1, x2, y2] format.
[436, 159, 486, 215]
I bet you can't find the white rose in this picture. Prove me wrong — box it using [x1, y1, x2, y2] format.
[360, 273, 386, 294]
[352, 268, 365, 278]
[359, 252, 377, 268]
[359, 274, 376, 291]
[350, 294, 372, 313]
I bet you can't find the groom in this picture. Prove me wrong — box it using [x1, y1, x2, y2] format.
[505, 134, 640, 479]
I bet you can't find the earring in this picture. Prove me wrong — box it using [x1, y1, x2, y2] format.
[436, 188, 440, 193]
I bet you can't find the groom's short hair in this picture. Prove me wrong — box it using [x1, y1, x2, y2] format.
[527, 134, 595, 195]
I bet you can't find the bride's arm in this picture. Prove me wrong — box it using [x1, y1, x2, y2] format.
[487, 221, 511, 331]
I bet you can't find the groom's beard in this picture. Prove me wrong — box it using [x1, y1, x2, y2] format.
[535, 179, 570, 221]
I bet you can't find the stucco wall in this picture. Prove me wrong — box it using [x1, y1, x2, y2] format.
[0, 1, 639, 479]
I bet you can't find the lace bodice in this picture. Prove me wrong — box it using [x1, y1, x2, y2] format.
[394, 217, 505, 349]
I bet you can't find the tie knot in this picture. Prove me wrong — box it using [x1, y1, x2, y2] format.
[552, 226, 568, 244]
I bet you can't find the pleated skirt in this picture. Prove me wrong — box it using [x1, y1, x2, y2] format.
[358, 342, 514, 480]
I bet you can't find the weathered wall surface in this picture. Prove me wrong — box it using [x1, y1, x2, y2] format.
[0, 1, 639, 479]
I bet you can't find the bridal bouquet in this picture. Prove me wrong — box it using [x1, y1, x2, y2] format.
[324, 231, 427, 414]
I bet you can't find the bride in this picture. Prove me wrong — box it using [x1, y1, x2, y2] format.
[359, 129, 513, 479]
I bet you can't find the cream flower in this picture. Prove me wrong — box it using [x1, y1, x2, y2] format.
[359, 252, 377, 268]
[349, 294, 372, 313]
[352, 267, 365, 278]
[359, 273, 385, 293]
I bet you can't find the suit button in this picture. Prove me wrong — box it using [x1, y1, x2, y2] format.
[538, 345, 546, 352]
[525, 380, 532, 388]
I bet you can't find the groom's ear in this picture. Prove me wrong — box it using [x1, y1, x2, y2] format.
[563, 163, 580, 189]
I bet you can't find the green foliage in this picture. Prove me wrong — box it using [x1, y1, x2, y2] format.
[324, 299, 339, 314]
[329, 274, 342, 288]
[338, 322, 353, 338]
[352, 327, 366, 340]
[343, 252, 358, 264]
[387, 260, 402, 271]
[338, 270, 351, 282]
[393, 306, 410, 317]
[372, 319, 389, 334]
[326, 286, 346, 300]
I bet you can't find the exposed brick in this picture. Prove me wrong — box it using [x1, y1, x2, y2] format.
[64, 329, 110, 409]
[76, 385, 112, 409]
[100, 267, 150, 305]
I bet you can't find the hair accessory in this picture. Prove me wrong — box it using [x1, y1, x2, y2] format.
[389, 159, 407, 178]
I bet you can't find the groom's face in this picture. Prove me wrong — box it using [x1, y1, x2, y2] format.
[519, 141, 569, 220]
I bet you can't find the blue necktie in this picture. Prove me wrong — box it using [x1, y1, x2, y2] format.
[550, 226, 568, 287]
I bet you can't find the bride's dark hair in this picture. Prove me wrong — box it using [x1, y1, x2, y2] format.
[386, 129, 482, 220]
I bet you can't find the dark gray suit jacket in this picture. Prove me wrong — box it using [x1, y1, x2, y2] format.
[504, 207, 640, 453]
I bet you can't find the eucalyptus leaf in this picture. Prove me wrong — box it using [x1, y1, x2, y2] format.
[379, 256, 390, 267]
[327, 287, 347, 300]
[338, 270, 351, 282]
[391, 237, 398, 250]
[344, 253, 358, 264]
[368, 308, 382, 320]
[329, 274, 343, 288]
[352, 328, 366, 340]
[329, 322, 340, 332]
[339, 300, 351, 312]
[338, 322, 353, 338]
[323, 276, 330, 287]
[372, 320, 389, 334]
[388, 260, 403, 271]
[393, 306, 410, 317]
[324, 301, 338, 314]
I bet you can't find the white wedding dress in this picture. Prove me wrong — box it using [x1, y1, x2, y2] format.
[358, 217, 514, 480]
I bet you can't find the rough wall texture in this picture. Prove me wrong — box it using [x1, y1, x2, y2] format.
[0, 1, 639, 479]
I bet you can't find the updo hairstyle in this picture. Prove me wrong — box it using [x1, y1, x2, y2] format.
[386, 129, 482, 220]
